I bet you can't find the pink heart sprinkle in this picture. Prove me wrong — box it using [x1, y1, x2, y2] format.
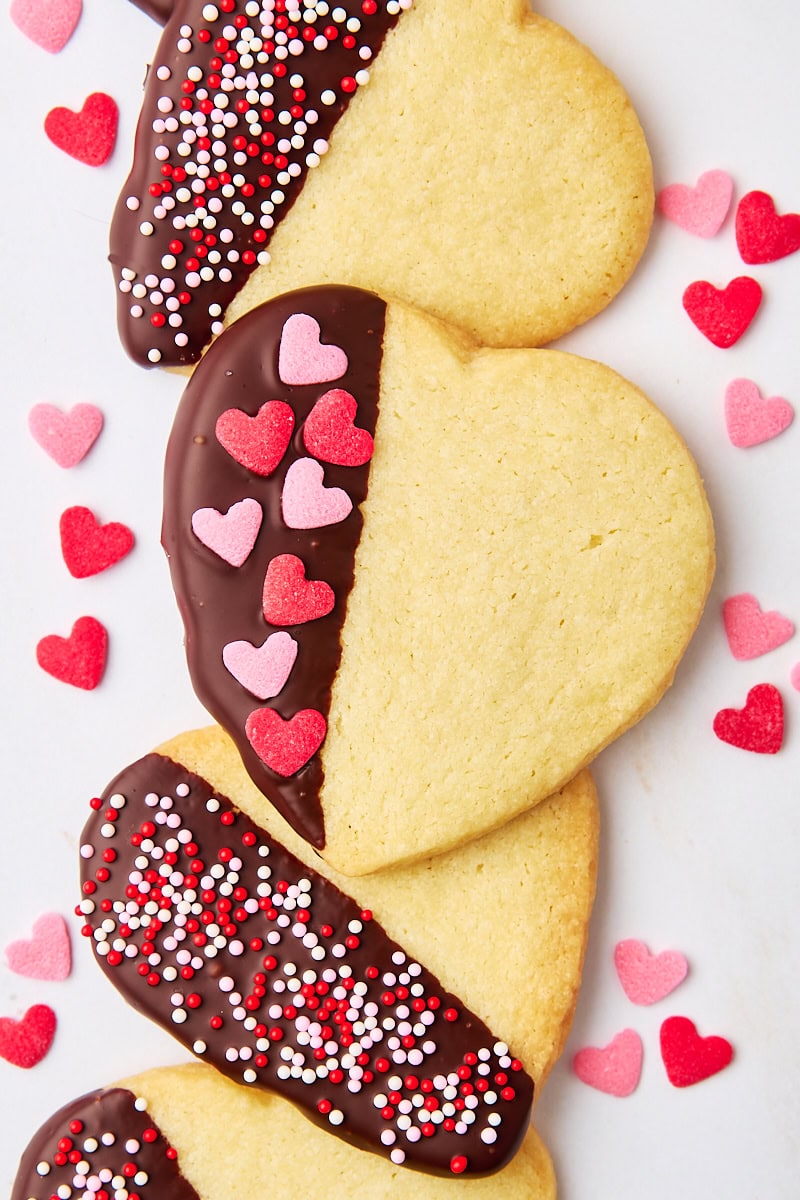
[278, 313, 348, 386]
[28, 402, 103, 467]
[5, 913, 71, 981]
[658, 169, 733, 238]
[222, 632, 298, 700]
[722, 593, 795, 661]
[724, 378, 794, 448]
[790, 663, 800, 692]
[303, 388, 374, 467]
[281, 457, 353, 530]
[10, 0, 82, 54]
[613, 939, 688, 1006]
[573, 1029, 643, 1097]
[192, 498, 263, 567]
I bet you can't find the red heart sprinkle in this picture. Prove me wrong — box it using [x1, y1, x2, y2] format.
[44, 92, 118, 166]
[735, 190, 800, 264]
[0, 1004, 57, 1069]
[303, 388, 375, 467]
[245, 706, 328, 775]
[682, 276, 762, 347]
[215, 401, 294, 476]
[659, 1016, 733, 1088]
[59, 506, 135, 578]
[712, 682, 784, 754]
[36, 616, 108, 690]
[262, 554, 335, 625]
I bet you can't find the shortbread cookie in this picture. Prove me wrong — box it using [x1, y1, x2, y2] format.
[110, 0, 653, 367]
[76, 727, 599, 1174]
[161, 285, 714, 870]
[11, 1065, 556, 1197]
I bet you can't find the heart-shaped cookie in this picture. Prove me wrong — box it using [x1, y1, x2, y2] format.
[11, 1064, 557, 1199]
[109, 0, 653, 367]
[75, 728, 600, 1176]
[162, 286, 713, 872]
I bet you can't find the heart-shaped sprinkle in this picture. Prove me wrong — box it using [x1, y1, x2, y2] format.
[59, 505, 135, 578]
[36, 616, 108, 690]
[215, 401, 294, 476]
[657, 169, 733, 237]
[28, 401, 103, 467]
[713, 682, 784, 754]
[5, 913, 71, 981]
[659, 1016, 733, 1087]
[245, 706, 327, 775]
[722, 594, 795, 661]
[281, 457, 353, 530]
[191, 497, 263, 567]
[572, 1029, 643, 1097]
[278, 313, 348, 385]
[262, 554, 335, 625]
[613, 939, 688, 1006]
[0, 1004, 57, 1068]
[735, 190, 800, 264]
[10, 0, 82, 54]
[303, 388, 375, 466]
[724, 377, 794, 447]
[222, 631, 298, 699]
[44, 92, 118, 166]
[791, 663, 800, 692]
[682, 276, 762, 348]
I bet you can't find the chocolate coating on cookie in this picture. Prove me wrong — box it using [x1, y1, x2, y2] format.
[11, 1087, 200, 1200]
[110, 0, 407, 367]
[162, 285, 385, 848]
[77, 752, 534, 1176]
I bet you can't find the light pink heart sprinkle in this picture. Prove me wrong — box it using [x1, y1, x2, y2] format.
[790, 663, 800, 692]
[657, 169, 734, 238]
[722, 593, 794, 660]
[573, 1029, 643, 1097]
[28, 402, 103, 468]
[278, 313, 348, 386]
[281, 457, 353, 530]
[614, 939, 688, 1006]
[222, 632, 298, 700]
[5, 913, 71, 981]
[10, 0, 82, 54]
[192, 498, 263, 567]
[724, 378, 794, 448]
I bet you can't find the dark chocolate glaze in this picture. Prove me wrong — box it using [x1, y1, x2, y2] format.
[128, 0, 174, 23]
[77, 752, 534, 1177]
[110, 0, 406, 367]
[162, 285, 385, 849]
[11, 1086, 200, 1200]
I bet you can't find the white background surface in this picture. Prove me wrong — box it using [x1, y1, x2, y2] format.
[1, 2, 798, 1195]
